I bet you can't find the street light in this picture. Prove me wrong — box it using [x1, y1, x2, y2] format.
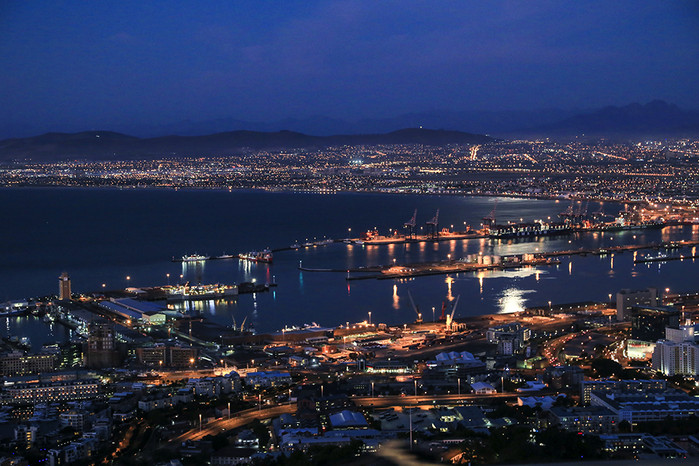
[371, 381, 375, 398]
[432, 307, 435, 322]
[458, 378, 461, 396]
[414, 379, 417, 397]
[166, 273, 170, 286]
[368, 311, 372, 326]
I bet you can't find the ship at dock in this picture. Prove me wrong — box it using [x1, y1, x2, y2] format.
[238, 249, 273, 263]
[165, 283, 238, 302]
[488, 221, 571, 239]
[173, 253, 209, 263]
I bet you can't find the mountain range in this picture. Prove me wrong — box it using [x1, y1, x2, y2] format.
[1, 101, 698, 161]
[530, 100, 699, 138]
[0, 128, 494, 162]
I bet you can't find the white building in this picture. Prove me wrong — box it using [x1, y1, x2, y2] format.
[245, 371, 291, 388]
[138, 396, 173, 412]
[652, 340, 699, 376]
[185, 376, 232, 397]
[665, 324, 697, 343]
[486, 323, 530, 354]
[470, 382, 496, 395]
[60, 411, 87, 432]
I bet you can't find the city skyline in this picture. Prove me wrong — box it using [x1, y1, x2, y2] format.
[1, 2, 699, 464]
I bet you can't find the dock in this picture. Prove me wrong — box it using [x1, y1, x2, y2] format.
[540, 240, 699, 258]
[634, 254, 699, 264]
[344, 257, 560, 281]
[338, 239, 699, 281]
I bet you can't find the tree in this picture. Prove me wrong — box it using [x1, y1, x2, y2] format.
[250, 419, 270, 448]
[618, 420, 632, 433]
[591, 358, 622, 377]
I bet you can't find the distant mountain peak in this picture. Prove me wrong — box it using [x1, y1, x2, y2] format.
[534, 100, 699, 137]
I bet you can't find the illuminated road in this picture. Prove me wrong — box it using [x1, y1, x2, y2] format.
[172, 391, 549, 443]
[352, 392, 529, 408]
[172, 404, 296, 443]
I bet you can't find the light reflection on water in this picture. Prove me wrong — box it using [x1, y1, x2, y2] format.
[498, 287, 536, 314]
[3, 189, 699, 333]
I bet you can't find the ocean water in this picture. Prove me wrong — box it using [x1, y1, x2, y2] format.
[1, 187, 698, 336]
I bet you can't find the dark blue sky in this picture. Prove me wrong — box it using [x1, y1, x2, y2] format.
[1, 1, 698, 137]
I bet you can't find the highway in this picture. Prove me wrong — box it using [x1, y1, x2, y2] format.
[172, 391, 538, 443]
[172, 403, 296, 443]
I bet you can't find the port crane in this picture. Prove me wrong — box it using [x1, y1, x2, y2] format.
[482, 200, 497, 230]
[407, 290, 423, 323]
[404, 209, 418, 238]
[425, 209, 439, 238]
[592, 203, 607, 219]
[559, 200, 575, 220]
[445, 295, 460, 331]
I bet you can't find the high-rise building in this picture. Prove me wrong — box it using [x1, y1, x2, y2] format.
[85, 322, 120, 368]
[652, 340, 699, 376]
[616, 288, 658, 321]
[59, 272, 72, 300]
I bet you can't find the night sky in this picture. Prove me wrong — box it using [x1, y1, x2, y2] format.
[1, 1, 698, 137]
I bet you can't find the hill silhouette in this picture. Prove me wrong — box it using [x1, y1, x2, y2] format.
[0, 128, 494, 161]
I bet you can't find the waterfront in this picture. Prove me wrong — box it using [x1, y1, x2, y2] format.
[1, 187, 698, 334]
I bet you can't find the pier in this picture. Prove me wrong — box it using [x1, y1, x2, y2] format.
[541, 240, 699, 258]
[305, 239, 699, 281]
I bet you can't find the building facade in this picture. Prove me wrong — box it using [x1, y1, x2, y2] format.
[652, 340, 699, 376]
[617, 288, 658, 321]
[0, 351, 57, 376]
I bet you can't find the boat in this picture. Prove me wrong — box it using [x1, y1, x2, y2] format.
[213, 253, 236, 260]
[173, 254, 209, 263]
[290, 242, 301, 249]
[238, 249, 273, 263]
[634, 253, 669, 263]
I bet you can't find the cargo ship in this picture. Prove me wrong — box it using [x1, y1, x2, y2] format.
[238, 249, 273, 263]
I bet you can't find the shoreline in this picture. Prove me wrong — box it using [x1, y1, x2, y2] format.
[0, 183, 639, 207]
